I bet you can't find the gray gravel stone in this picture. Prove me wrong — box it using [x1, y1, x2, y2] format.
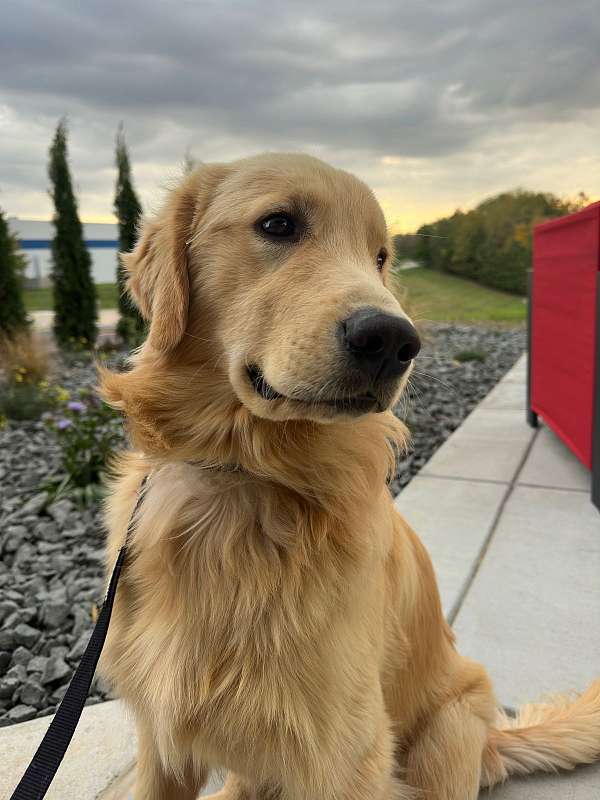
[0, 673, 20, 698]
[19, 492, 49, 517]
[0, 651, 11, 674]
[19, 680, 46, 707]
[34, 520, 61, 543]
[68, 631, 91, 661]
[7, 703, 37, 722]
[0, 600, 18, 624]
[46, 498, 75, 526]
[13, 623, 41, 649]
[41, 656, 71, 686]
[42, 599, 71, 628]
[26, 655, 48, 674]
[10, 646, 33, 667]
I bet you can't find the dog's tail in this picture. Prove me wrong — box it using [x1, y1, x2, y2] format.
[481, 679, 600, 787]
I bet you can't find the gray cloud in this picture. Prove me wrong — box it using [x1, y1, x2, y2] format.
[1, 0, 599, 227]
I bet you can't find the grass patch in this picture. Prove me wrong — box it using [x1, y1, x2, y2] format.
[22, 271, 527, 325]
[23, 283, 119, 311]
[454, 349, 487, 363]
[391, 267, 526, 324]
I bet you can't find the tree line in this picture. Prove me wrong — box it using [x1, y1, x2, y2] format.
[393, 190, 589, 295]
[0, 119, 145, 348]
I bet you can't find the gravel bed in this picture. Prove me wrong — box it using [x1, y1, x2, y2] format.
[0, 324, 525, 725]
[390, 324, 526, 494]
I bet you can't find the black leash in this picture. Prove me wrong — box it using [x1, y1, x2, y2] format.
[9, 475, 148, 800]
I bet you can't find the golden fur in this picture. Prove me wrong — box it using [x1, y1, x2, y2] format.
[100, 154, 600, 799]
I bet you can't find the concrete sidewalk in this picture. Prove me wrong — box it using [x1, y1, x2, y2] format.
[30, 309, 119, 331]
[2, 355, 599, 798]
[396, 353, 600, 797]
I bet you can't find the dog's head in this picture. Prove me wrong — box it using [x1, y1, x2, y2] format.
[122, 154, 419, 427]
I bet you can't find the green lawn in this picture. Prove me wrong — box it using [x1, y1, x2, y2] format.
[23, 270, 527, 325]
[24, 283, 119, 311]
[392, 267, 526, 324]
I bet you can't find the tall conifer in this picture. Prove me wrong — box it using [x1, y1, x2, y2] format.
[0, 210, 29, 338]
[48, 119, 97, 348]
[114, 124, 144, 343]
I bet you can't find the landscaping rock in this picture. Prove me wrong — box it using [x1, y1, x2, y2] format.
[41, 656, 71, 686]
[10, 646, 33, 667]
[19, 491, 49, 517]
[0, 674, 20, 699]
[26, 655, 48, 674]
[47, 498, 75, 526]
[7, 703, 37, 723]
[0, 651, 11, 674]
[13, 623, 41, 649]
[19, 679, 46, 707]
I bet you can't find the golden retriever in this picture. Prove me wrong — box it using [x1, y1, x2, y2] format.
[100, 153, 600, 799]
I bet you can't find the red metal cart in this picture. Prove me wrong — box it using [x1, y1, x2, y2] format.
[527, 202, 600, 511]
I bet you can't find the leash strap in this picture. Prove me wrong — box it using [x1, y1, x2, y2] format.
[9, 475, 149, 800]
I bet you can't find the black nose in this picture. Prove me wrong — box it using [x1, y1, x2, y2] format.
[341, 308, 421, 381]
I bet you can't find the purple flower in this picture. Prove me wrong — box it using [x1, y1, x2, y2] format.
[57, 419, 72, 430]
[67, 401, 86, 413]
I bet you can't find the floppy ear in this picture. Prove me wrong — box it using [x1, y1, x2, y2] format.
[121, 165, 227, 351]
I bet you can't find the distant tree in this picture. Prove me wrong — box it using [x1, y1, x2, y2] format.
[114, 124, 145, 344]
[0, 209, 30, 338]
[392, 234, 419, 265]
[413, 189, 583, 294]
[48, 119, 97, 348]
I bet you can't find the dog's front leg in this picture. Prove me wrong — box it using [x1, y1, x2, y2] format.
[204, 772, 279, 800]
[405, 697, 489, 800]
[204, 720, 413, 800]
[134, 718, 208, 800]
[335, 719, 415, 800]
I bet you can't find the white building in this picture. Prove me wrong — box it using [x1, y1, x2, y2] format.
[8, 218, 119, 287]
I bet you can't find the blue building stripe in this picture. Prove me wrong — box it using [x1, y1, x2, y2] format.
[19, 239, 119, 250]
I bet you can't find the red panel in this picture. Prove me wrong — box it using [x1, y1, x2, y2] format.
[531, 203, 599, 468]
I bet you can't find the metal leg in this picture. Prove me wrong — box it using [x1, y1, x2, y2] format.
[527, 270, 539, 429]
[592, 278, 600, 511]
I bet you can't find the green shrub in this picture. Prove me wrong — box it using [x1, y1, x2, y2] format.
[454, 349, 487, 363]
[0, 382, 57, 420]
[0, 333, 55, 420]
[45, 388, 123, 503]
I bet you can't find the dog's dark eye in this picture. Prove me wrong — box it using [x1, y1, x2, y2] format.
[376, 250, 387, 271]
[260, 213, 296, 239]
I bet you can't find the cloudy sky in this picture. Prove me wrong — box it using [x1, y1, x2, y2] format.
[2, 0, 599, 232]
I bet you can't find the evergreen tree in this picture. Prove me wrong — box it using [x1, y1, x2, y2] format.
[0, 209, 30, 338]
[114, 124, 145, 343]
[48, 119, 97, 348]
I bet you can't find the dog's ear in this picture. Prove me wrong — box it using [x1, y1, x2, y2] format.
[121, 165, 228, 351]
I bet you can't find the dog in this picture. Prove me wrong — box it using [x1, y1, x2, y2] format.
[100, 153, 600, 799]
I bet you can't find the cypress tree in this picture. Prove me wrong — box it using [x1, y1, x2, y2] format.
[0, 209, 30, 338]
[48, 119, 97, 349]
[114, 124, 145, 344]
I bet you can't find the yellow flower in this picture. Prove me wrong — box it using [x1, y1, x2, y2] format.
[38, 380, 49, 389]
[56, 387, 70, 402]
[14, 373, 23, 383]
